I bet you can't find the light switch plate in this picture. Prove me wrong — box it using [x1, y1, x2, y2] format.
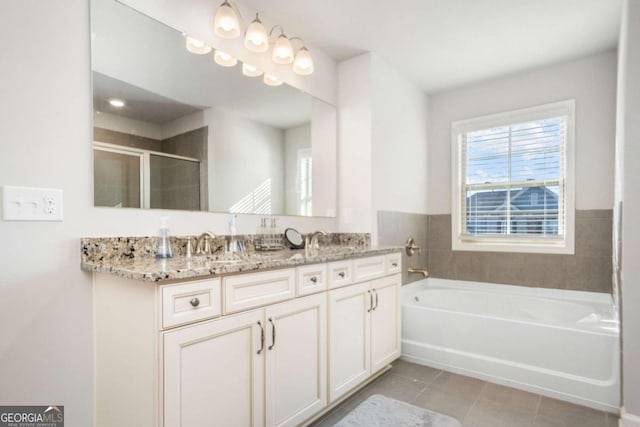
[2, 185, 64, 221]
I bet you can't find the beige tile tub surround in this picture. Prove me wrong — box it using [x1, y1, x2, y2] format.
[378, 210, 613, 292]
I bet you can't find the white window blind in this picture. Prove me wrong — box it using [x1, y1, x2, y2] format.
[451, 100, 575, 253]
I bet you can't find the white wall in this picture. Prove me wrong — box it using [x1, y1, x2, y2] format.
[311, 100, 338, 218]
[284, 123, 311, 215]
[0, 2, 337, 426]
[371, 55, 429, 215]
[93, 111, 163, 140]
[617, 0, 640, 423]
[427, 50, 618, 214]
[338, 53, 430, 242]
[338, 54, 374, 234]
[209, 109, 285, 214]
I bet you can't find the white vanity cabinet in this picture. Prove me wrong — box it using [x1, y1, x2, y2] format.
[163, 309, 265, 427]
[328, 273, 401, 402]
[163, 293, 326, 427]
[93, 251, 401, 427]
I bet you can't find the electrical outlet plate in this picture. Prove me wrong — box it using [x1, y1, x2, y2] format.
[1, 185, 64, 221]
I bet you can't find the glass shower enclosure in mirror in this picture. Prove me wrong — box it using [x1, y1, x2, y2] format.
[90, 0, 337, 217]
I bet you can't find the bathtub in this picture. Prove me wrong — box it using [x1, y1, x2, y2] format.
[401, 278, 620, 412]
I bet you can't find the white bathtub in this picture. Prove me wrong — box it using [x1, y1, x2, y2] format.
[401, 278, 620, 412]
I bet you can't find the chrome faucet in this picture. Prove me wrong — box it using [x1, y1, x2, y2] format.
[305, 230, 327, 257]
[307, 230, 327, 250]
[195, 231, 216, 255]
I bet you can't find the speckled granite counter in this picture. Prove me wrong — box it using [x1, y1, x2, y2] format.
[81, 234, 401, 282]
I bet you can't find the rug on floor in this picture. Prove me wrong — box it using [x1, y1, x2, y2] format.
[333, 394, 462, 427]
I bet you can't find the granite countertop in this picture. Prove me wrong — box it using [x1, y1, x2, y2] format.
[81, 244, 402, 283]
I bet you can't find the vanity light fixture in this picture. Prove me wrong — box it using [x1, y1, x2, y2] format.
[213, 0, 241, 39]
[214, 50, 238, 67]
[185, 36, 212, 54]
[263, 73, 283, 86]
[292, 46, 314, 75]
[272, 33, 294, 64]
[242, 63, 263, 77]
[109, 99, 125, 108]
[244, 13, 269, 52]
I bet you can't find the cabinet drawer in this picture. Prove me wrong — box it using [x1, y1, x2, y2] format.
[386, 253, 402, 274]
[161, 279, 222, 329]
[224, 268, 296, 314]
[353, 256, 387, 282]
[297, 264, 328, 296]
[328, 260, 353, 289]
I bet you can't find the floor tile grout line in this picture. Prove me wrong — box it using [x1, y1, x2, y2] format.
[531, 394, 542, 426]
[461, 380, 488, 424]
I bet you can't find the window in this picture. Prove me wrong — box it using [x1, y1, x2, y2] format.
[297, 148, 313, 216]
[451, 100, 575, 254]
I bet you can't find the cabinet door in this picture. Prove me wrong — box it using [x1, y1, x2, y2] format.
[370, 274, 402, 374]
[328, 282, 371, 403]
[163, 310, 265, 427]
[265, 293, 327, 427]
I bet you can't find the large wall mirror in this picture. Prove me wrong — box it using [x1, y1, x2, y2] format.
[90, 0, 337, 217]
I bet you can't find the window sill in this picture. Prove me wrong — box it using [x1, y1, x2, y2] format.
[452, 238, 574, 255]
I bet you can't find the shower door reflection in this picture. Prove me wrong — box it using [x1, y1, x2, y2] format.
[93, 143, 201, 211]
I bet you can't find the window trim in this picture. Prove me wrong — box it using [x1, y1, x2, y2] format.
[450, 100, 575, 254]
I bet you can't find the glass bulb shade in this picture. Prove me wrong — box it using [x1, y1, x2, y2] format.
[272, 35, 294, 64]
[242, 63, 263, 77]
[109, 99, 125, 108]
[185, 36, 212, 54]
[244, 19, 269, 52]
[214, 2, 240, 39]
[214, 50, 238, 67]
[263, 74, 283, 86]
[293, 47, 314, 75]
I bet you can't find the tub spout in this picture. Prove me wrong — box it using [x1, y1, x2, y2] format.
[408, 268, 429, 277]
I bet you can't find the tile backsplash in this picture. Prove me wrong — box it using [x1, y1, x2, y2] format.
[378, 210, 613, 293]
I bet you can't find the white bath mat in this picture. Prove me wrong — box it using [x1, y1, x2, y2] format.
[334, 394, 461, 427]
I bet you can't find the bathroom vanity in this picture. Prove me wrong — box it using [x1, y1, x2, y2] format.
[84, 239, 402, 427]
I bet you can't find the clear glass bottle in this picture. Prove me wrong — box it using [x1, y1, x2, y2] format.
[156, 217, 173, 259]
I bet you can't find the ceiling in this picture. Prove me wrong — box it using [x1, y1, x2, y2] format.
[239, 0, 623, 93]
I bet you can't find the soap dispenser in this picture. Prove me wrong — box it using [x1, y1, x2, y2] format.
[156, 216, 173, 259]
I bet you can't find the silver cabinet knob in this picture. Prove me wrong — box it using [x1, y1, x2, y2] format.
[392, 262, 398, 268]
[310, 276, 317, 283]
[190, 297, 200, 307]
[338, 272, 345, 278]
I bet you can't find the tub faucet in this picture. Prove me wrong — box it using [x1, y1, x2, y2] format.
[195, 231, 216, 255]
[408, 268, 429, 277]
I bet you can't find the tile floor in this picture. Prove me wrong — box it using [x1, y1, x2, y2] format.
[311, 360, 619, 427]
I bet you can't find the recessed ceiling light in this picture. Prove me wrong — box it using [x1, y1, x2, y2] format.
[109, 99, 125, 108]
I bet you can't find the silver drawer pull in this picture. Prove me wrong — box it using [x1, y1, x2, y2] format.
[310, 276, 317, 283]
[257, 321, 265, 355]
[268, 318, 276, 350]
[190, 297, 200, 307]
[338, 272, 345, 278]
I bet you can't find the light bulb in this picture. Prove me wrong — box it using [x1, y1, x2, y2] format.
[244, 15, 269, 53]
[242, 63, 263, 77]
[214, 50, 238, 67]
[214, 1, 240, 39]
[185, 36, 212, 55]
[263, 74, 283, 86]
[109, 99, 125, 108]
[272, 34, 294, 64]
[293, 47, 314, 75]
